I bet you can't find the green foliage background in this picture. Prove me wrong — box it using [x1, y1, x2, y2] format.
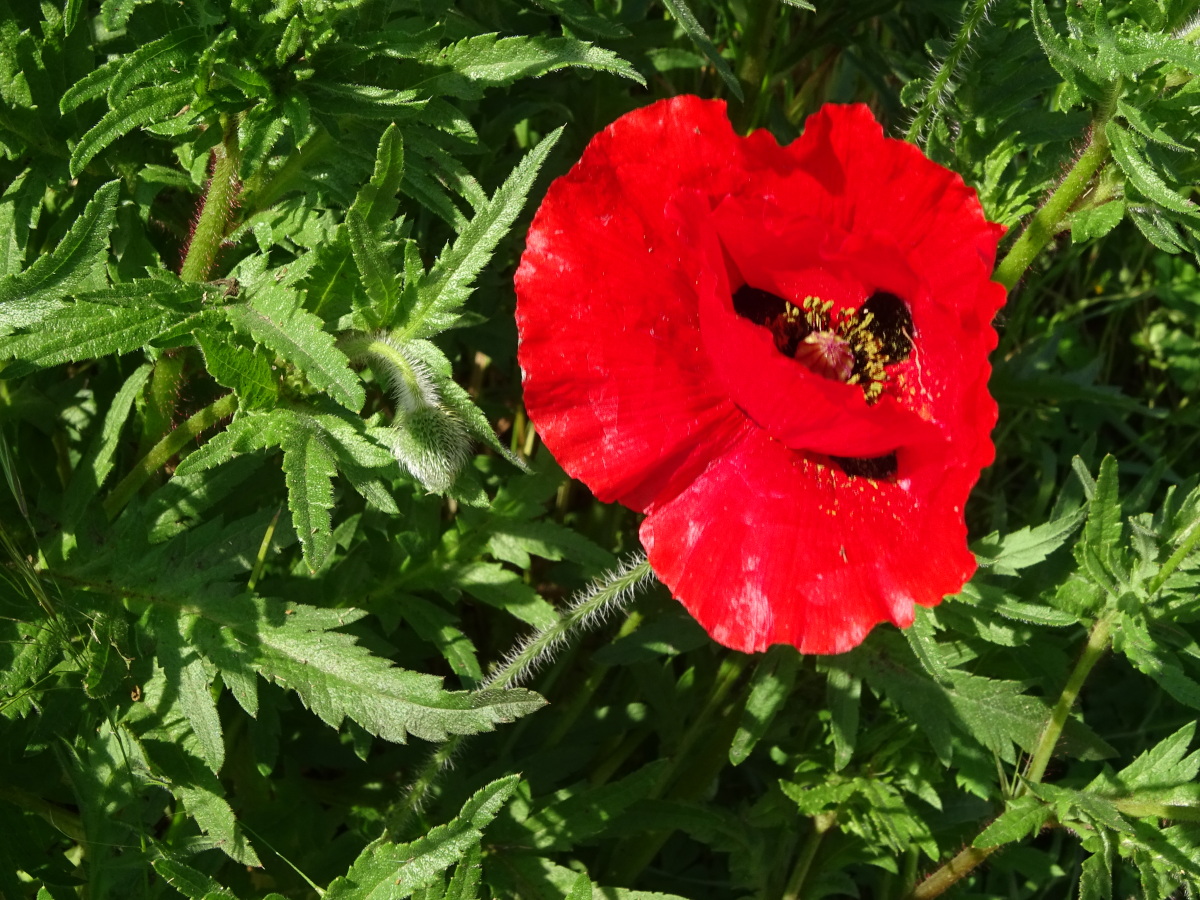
[2, 0, 1200, 898]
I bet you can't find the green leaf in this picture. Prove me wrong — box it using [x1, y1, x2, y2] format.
[346, 208, 399, 329]
[974, 795, 1053, 847]
[225, 282, 365, 410]
[975, 507, 1087, 575]
[70, 82, 193, 177]
[518, 763, 668, 851]
[730, 646, 799, 765]
[151, 855, 240, 899]
[196, 328, 279, 409]
[659, 0, 744, 100]
[422, 33, 645, 100]
[105, 26, 205, 107]
[189, 587, 547, 744]
[1071, 201, 1126, 243]
[1106, 121, 1198, 217]
[1083, 455, 1123, 574]
[280, 415, 339, 570]
[350, 122, 404, 233]
[325, 777, 519, 899]
[825, 664, 861, 771]
[450, 562, 559, 629]
[61, 363, 152, 529]
[0, 180, 118, 309]
[1114, 613, 1200, 710]
[1030, 0, 1109, 95]
[0, 283, 201, 376]
[398, 128, 562, 339]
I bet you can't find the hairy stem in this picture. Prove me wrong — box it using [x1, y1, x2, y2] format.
[1023, 613, 1115, 785]
[907, 845, 999, 900]
[782, 812, 837, 900]
[180, 125, 241, 283]
[103, 393, 238, 520]
[907, 613, 1115, 898]
[993, 97, 1117, 291]
[387, 556, 656, 839]
[906, 0, 993, 145]
[483, 555, 654, 690]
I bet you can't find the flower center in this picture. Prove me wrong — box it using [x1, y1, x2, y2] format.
[732, 287, 914, 404]
[732, 285, 916, 481]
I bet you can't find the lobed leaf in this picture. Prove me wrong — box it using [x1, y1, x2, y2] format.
[70, 82, 193, 177]
[0, 180, 119, 311]
[225, 282, 365, 410]
[398, 128, 562, 340]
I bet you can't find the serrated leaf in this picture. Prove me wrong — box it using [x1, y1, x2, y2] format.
[146, 738, 259, 865]
[197, 595, 545, 742]
[106, 26, 205, 107]
[1107, 121, 1198, 217]
[0, 287, 200, 375]
[196, 329, 279, 409]
[730, 646, 799, 765]
[62, 363, 152, 529]
[350, 122, 404, 233]
[398, 128, 562, 340]
[1114, 613, 1200, 710]
[825, 663, 861, 771]
[975, 507, 1086, 575]
[151, 856, 239, 899]
[450, 562, 559, 629]
[70, 82, 192, 176]
[280, 417, 338, 571]
[519, 762, 668, 851]
[1030, 0, 1110, 95]
[310, 81, 426, 119]
[660, 0, 744, 100]
[1084, 455, 1122, 573]
[325, 777, 519, 899]
[1071, 201, 1126, 243]
[974, 796, 1053, 847]
[0, 180, 118, 309]
[174, 408, 286, 476]
[346, 208, 399, 329]
[423, 33, 645, 100]
[225, 283, 364, 410]
[59, 56, 121, 113]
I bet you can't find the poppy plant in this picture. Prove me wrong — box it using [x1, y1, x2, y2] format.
[514, 96, 1006, 654]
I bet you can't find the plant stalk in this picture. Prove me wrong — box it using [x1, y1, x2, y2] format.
[993, 102, 1115, 291]
[906, 613, 1115, 899]
[1022, 613, 1115, 786]
[180, 125, 241, 283]
[782, 811, 836, 900]
[103, 393, 238, 520]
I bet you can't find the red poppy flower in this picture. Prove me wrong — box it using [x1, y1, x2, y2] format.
[514, 96, 1005, 654]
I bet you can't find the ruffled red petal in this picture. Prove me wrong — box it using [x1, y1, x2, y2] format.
[515, 96, 1005, 654]
[640, 429, 978, 654]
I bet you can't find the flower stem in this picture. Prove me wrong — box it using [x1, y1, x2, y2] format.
[782, 811, 837, 900]
[906, 613, 1115, 899]
[1022, 613, 1115, 786]
[386, 555, 656, 839]
[103, 393, 238, 520]
[993, 103, 1115, 291]
[905, 0, 993, 145]
[907, 845, 999, 900]
[483, 555, 654, 690]
[180, 125, 241, 284]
